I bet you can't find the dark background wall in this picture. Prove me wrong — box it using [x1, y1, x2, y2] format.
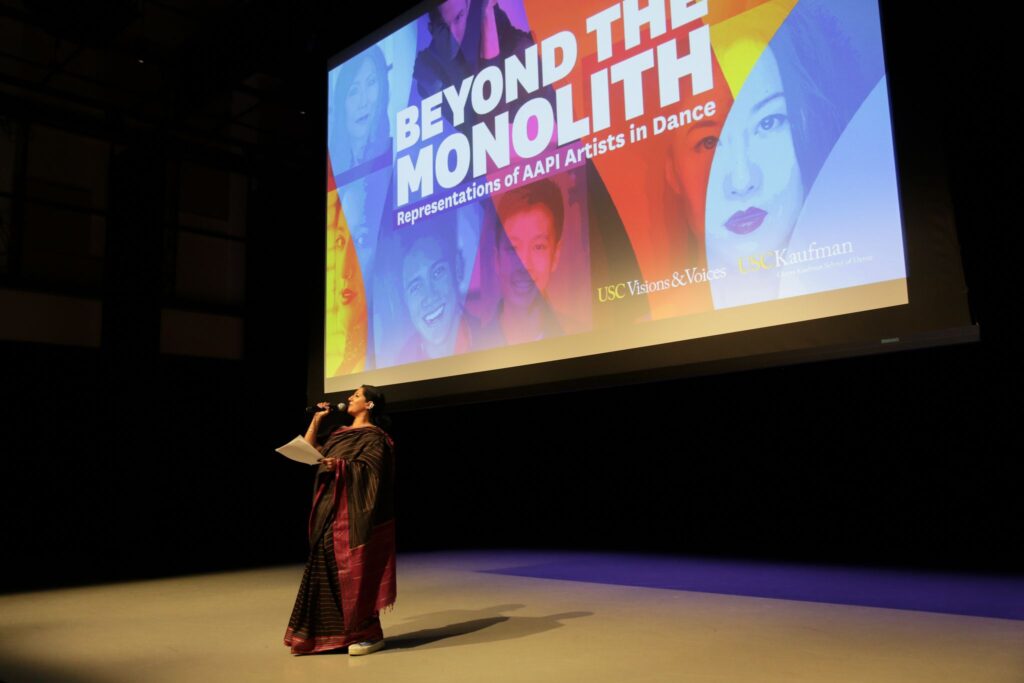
[0, 1, 1015, 594]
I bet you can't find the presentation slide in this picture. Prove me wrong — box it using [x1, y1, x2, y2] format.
[323, 0, 907, 392]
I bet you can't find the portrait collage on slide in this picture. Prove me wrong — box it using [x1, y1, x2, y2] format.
[324, 0, 906, 383]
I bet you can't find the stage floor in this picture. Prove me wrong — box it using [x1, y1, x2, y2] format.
[1, 551, 1021, 682]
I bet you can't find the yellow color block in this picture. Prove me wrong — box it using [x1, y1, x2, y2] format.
[710, 0, 797, 96]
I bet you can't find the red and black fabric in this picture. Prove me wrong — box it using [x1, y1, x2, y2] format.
[284, 426, 396, 654]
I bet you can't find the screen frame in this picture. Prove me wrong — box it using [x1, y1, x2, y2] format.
[310, 0, 978, 409]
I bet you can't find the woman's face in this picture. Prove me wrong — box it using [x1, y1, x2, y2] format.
[667, 80, 730, 241]
[331, 196, 360, 314]
[325, 188, 367, 375]
[437, 0, 470, 49]
[704, 47, 804, 261]
[497, 205, 560, 310]
[347, 386, 370, 416]
[402, 237, 459, 354]
[345, 57, 381, 146]
[342, 183, 377, 286]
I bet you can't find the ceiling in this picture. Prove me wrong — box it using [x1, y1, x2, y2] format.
[0, 0, 418, 163]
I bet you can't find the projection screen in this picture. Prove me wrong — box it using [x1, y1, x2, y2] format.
[318, 0, 973, 403]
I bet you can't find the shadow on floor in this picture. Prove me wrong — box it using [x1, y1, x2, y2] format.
[384, 603, 592, 651]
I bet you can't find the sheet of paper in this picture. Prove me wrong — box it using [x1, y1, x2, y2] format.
[275, 436, 322, 465]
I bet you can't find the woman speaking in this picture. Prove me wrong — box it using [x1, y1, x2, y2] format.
[284, 386, 396, 655]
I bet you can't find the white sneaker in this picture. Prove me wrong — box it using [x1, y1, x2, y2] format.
[348, 639, 385, 656]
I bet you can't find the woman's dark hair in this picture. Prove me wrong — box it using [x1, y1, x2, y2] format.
[769, 0, 864, 192]
[361, 384, 392, 431]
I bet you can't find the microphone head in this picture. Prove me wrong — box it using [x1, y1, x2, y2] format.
[306, 401, 348, 414]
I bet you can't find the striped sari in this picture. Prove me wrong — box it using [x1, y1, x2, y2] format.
[284, 425, 396, 654]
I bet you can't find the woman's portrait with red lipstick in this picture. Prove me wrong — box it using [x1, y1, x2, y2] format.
[701, 0, 870, 308]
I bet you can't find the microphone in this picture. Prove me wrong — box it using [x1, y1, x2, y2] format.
[305, 402, 347, 414]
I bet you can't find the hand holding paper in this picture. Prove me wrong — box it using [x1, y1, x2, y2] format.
[275, 436, 322, 465]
